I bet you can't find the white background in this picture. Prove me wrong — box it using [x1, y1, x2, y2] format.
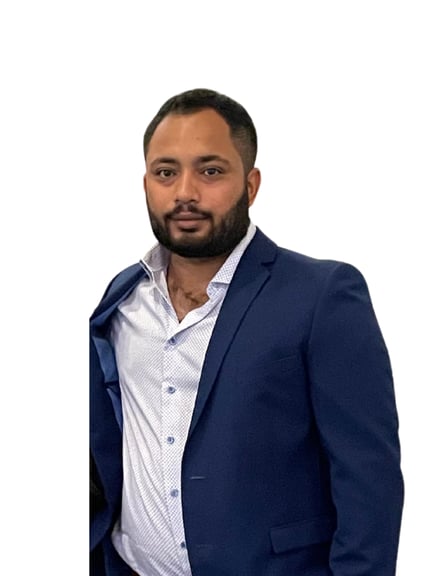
[1, 1, 443, 574]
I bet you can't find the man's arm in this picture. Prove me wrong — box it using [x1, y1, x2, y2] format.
[308, 262, 404, 575]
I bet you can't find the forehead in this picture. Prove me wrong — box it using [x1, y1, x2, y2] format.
[146, 109, 239, 160]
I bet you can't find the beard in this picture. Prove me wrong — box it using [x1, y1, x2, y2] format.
[147, 187, 250, 258]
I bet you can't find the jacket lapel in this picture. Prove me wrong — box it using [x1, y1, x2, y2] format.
[188, 229, 277, 437]
[91, 264, 145, 325]
[90, 264, 145, 417]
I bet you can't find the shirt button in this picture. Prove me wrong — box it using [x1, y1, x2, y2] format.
[180, 541, 187, 549]
[166, 436, 175, 444]
[166, 386, 176, 394]
[169, 336, 176, 345]
[170, 489, 179, 498]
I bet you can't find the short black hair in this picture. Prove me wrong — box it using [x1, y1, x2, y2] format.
[143, 88, 258, 173]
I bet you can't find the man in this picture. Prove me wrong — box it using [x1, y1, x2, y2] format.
[90, 88, 404, 576]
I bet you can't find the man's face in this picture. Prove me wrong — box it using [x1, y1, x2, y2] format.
[143, 109, 260, 258]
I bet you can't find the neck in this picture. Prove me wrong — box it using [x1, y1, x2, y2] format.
[167, 252, 229, 290]
[166, 252, 229, 321]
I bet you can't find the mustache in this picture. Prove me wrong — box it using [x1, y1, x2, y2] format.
[166, 202, 211, 219]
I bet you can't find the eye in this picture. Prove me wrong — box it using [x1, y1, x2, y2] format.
[203, 167, 222, 176]
[156, 168, 175, 179]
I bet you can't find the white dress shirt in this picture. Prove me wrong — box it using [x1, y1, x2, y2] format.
[110, 223, 256, 576]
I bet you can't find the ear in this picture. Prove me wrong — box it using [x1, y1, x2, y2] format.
[246, 168, 261, 207]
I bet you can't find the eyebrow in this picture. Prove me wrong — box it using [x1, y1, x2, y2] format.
[149, 157, 178, 167]
[149, 155, 231, 168]
[195, 155, 230, 166]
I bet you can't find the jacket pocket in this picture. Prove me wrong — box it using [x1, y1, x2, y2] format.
[270, 515, 335, 554]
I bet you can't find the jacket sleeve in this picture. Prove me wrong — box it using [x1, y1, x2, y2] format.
[307, 262, 404, 575]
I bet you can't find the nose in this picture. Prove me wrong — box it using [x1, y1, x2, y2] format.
[174, 170, 200, 203]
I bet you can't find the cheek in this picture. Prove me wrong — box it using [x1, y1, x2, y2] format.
[145, 185, 169, 211]
[208, 183, 244, 209]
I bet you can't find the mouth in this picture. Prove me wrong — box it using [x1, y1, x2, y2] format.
[167, 212, 209, 232]
[169, 212, 208, 222]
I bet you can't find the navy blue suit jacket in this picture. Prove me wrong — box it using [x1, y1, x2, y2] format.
[90, 229, 403, 575]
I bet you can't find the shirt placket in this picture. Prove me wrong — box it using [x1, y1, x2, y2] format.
[158, 287, 224, 575]
[161, 321, 193, 574]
